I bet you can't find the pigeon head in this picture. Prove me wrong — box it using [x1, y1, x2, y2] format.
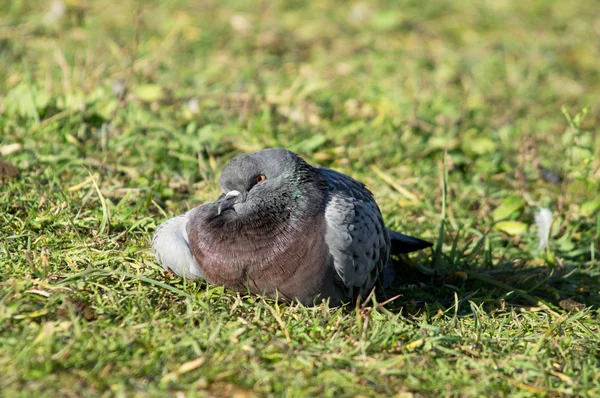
[214, 148, 325, 220]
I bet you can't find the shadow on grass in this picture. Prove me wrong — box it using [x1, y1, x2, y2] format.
[380, 251, 600, 317]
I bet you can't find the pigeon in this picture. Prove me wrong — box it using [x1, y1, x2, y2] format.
[152, 148, 432, 305]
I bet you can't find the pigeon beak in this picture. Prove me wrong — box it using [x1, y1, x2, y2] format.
[217, 190, 241, 215]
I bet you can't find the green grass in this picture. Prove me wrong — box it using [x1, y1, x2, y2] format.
[1, 0, 599, 396]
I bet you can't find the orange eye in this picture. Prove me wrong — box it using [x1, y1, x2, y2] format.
[255, 174, 266, 183]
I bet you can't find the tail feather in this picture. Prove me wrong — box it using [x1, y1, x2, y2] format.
[152, 214, 204, 279]
[387, 228, 433, 255]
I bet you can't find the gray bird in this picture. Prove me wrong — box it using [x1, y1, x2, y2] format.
[152, 148, 431, 305]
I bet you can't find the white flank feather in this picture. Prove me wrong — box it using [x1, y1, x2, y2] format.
[152, 213, 204, 279]
[534, 208, 554, 250]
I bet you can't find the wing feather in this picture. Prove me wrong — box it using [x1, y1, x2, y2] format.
[320, 168, 389, 298]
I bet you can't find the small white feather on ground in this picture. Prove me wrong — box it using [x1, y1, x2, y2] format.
[534, 208, 554, 250]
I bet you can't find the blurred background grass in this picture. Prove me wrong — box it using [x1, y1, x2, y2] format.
[1, 0, 599, 396]
[2, 0, 598, 269]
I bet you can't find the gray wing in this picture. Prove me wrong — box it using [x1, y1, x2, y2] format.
[151, 210, 205, 280]
[319, 168, 390, 299]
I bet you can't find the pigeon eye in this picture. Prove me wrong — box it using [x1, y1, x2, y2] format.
[255, 174, 266, 184]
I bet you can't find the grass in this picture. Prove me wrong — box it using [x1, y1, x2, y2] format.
[1, 0, 599, 396]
